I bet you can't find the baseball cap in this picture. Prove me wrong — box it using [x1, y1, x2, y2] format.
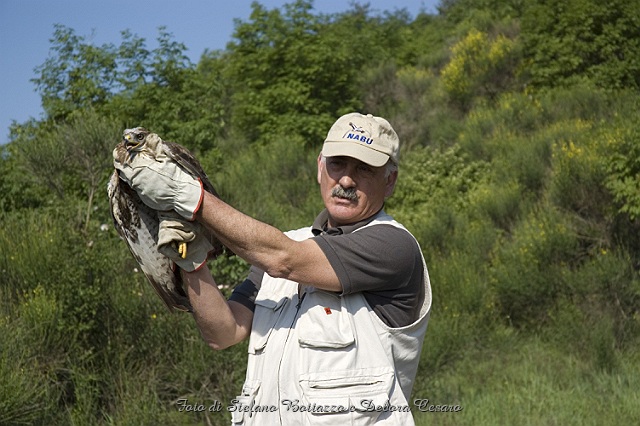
[322, 112, 400, 167]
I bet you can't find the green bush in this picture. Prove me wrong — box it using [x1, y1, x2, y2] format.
[211, 135, 322, 230]
[389, 144, 488, 249]
[489, 207, 579, 327]
[458, 93, 545, 161]
[604, 112, 640, 220]
[549, 120, 612, 219]
[469, 179, 523, 231]
[554, 251, 640, 356]
[441, 29, 519, 110]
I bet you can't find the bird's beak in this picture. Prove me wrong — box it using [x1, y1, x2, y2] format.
[123, 134, 141, 150]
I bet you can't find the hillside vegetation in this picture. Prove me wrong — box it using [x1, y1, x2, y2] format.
[2, 0, 640, 424]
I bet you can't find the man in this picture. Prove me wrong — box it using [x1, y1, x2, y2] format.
[115, 112, 432, 425]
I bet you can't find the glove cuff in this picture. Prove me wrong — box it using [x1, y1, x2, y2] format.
[177, 178, 204, 221]
[172, 249, 210, 272]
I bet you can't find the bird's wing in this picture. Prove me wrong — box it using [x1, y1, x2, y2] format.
[108, 169, 192, 312]
[161, 139, 219, 197]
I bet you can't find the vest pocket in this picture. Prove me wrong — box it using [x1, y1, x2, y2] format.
[297, 290, 355, 348]
[298, 367, 395, 425]
[231, 379, 260, 425]
[249, 296, 287, 354]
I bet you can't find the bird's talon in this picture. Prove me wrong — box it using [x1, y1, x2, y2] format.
[179, 242, 187, 258]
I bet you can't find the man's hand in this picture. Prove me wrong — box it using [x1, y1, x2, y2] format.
[157, 212, 213, 272]
[114, 153, 203, 220]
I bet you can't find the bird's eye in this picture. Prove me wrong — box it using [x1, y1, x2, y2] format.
[136, 133, 145, 141]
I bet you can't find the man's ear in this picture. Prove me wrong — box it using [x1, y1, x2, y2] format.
[317, 154, 324, 185]
[385, 170, 398, 198]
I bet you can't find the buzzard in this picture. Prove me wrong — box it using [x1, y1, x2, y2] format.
[108, 127, 225, 312]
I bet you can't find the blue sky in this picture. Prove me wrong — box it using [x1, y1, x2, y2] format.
[0, 0, 438, 145]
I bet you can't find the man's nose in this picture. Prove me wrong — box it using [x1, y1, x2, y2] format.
[338, 173, 356, 189]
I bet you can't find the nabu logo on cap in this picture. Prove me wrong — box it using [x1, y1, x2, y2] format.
[349, 122, 365, 133]
[343, 122, 374, 145]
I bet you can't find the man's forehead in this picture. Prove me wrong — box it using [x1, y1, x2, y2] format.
[326, 155, 380, 168]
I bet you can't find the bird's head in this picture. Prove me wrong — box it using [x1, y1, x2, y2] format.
[123, 127, 151, 152]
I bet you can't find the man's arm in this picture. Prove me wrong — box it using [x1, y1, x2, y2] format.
[196, 191, 342, 292]
[114, 154, 341, 289]
[181, 265, 253, 350]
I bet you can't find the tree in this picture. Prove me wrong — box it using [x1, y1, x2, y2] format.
[0, 122, 51, 211]
[223, 0, 406, 146]
[32, 25, 119, 121]
[57, 110, 121, 230]
[31, 25, 196, 124]
[439, 0, 527, 22]
[11, 110, 120, 230]
[521, 0, 640, 91]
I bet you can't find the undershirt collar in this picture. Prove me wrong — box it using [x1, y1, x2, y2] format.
[311, 207, 385, 236]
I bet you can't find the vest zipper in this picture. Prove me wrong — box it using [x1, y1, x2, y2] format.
[295, 291, 306, 310]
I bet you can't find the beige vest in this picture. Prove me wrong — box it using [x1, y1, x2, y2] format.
[231, 213, 432, 425]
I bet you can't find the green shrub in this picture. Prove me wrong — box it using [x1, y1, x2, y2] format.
[546, 298, 619, 372]
[553, 250, 640, 356]
[469, 179, 523, 231]
[549, 120, 612, 219]
[489, 207, 579, 326]
[414, 310, 483, 388]
[211, 135, 321, 230]
[604, 114, 640, 220]
[388, 144, 488, 253]
[441, 29, 519, 110]
[458, 93, 546, 168]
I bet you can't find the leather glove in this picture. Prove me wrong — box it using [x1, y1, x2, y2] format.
[157, 211, 213, 272]
[114, 151, 203, 221]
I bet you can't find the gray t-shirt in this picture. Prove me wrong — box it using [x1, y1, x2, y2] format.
[229, 209, 425, 328]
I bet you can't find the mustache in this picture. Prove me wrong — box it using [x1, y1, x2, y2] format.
[331, 186, 359, 201]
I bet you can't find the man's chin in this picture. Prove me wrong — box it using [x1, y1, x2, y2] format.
[327, 204, 361, 226]
[331, 198, 358, 215]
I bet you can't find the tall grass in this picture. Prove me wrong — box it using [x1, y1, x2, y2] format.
[0, 205, 247, 425]
[414, 334, 640, 426]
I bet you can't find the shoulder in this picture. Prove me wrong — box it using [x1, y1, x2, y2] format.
[316, 222, 420, 261]
[357, 222, 419, 251]
[342, 221, 421, 264]
[313, 222, 421, 291]
[361, 223, 421, 270]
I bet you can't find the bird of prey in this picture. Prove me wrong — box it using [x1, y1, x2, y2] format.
[108, 127, 225, 312]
